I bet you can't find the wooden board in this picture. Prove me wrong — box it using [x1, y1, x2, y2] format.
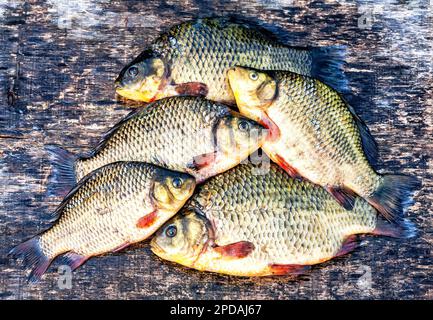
[0, 0, 432, 299]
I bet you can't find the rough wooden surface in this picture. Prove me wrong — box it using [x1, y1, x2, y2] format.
[0, 0, 432, 300]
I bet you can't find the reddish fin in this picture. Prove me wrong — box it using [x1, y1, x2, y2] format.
[112, 242, 131, 253]
[372, 218, 417, 239]
[61, 252, 89, 271]
[269, 264, 310, 276]
[175, 82, 208, 96]
[273, 154, 301, 179]
[260, 114, 280, 142]
[335, 235, 358, 258]
[9, 236, 53, 283]
[213, 241, 255, 258]
[188, 152, 217, 171]
[325, 186, 356, 210]
[136, 210, 158, 229]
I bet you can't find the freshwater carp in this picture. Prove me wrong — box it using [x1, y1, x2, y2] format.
[115, 17, 347, 105]
[47, 96, 266, 197]
[227, 66, 419, 223]
[10, 162, 195, 282]
[151, 163, 415, 277]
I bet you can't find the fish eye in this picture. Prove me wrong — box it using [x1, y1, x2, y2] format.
[249, 72, 258, 81]
[165, 225, 177, 238]
[238, 120, 250, 132]
[128, 66, 139, 77]
[172, 177, 183, 189]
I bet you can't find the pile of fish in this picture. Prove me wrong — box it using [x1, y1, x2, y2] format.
[10, 18, 418, 282]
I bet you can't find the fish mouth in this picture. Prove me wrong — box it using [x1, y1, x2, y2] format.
[150, 238, 165, 255]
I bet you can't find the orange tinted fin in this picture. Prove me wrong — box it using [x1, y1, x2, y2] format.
[269, 264, 310, 276]
[175, 82, 208, 96]
[260, 114, 280, 142]
[273, 154, 301, 179]
[325, 186, 356, 210]
[136, 210, 158, 229]
[188, 152, 218, 171]
[214, 241, 255, 258]
[335, 235, 358, 258]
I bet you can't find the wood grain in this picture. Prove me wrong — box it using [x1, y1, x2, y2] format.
[0, 0, 432, 299]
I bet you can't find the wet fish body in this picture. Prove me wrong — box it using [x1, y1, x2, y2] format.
[151, 163, 415, 277]
[47, 96, 266, 197]
[227, 67, 419, 223]
[10, 162, 196, 282]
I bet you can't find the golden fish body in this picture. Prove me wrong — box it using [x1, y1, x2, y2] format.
[116, 18, 347, 104]
[48, 97, 265, 188]
[227, 67, 419, 222]
[151, 163, 381, 277]
[11, 162, 196, 282]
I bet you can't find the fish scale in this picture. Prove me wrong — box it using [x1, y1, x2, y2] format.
[11, 162, 196, 282]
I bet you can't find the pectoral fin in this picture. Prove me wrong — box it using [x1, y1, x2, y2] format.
[272, 154, 301, 180]
[213, 241, 255, 259]
[187, 152, 218, 171]
[136, 210, 158, 229]
[335, 235, 359, 258]
[175, 82, 208, 96]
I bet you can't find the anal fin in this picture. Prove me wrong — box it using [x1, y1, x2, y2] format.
[260, 114, 280, 142]
[325, 185, 356, 210]
[335, 235, 359, 258]
[213, 241, 255, 259]
[61, 252, 89, 271]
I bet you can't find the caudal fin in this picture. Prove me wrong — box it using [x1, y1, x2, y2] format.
[372, 218, 417, 239]
[310, 46, 349, 93]
[367, 174, 420, 224]
[45, 145, 77, 198]
[9, 237, 53, 283]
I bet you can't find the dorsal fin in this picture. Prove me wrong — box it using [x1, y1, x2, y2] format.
[341, 95, 379, 166]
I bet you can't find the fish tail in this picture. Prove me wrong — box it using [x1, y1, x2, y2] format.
[310, 45, 349, 93]
[45, 145, 77, 198]
[9, 237, 53, 283]
[367, 174, 420, 224]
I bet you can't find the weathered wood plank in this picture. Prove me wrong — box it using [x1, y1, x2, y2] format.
[0, 0, 432, 299]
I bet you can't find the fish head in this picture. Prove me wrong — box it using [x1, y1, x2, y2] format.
[227, 66, 277, 121]
[152, 168, 196, 211]
[115, 49, 168, 102]
[216, 112, 268, 162]
[150, 209, 212, 266]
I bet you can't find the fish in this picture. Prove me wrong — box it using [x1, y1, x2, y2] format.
[46, 96, 266, 198]
[227, 66, 419, 223]
[115, 17, 347, 105]
[151, 163, 416, 277]
[10, 162, 196, 282]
